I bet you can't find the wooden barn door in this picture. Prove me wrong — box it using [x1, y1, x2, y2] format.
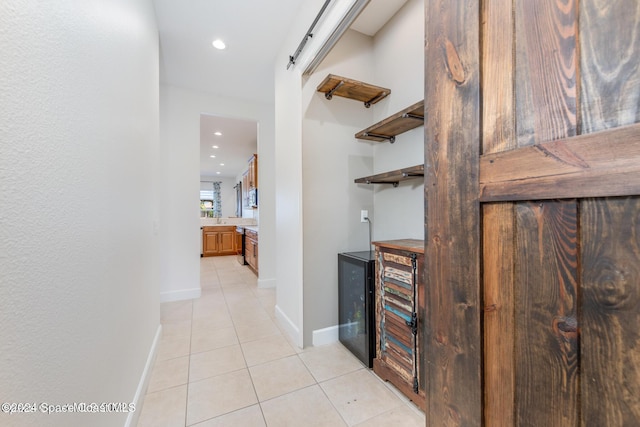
[424, 0, 640, 426]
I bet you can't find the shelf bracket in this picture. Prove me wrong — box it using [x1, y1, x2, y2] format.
[402, 172, 425, 178]
[402, 113, 424, 121]
[365, 180, 399, 187]
[325, 80, 345, 100]
[363, 132, 396, 144]
[364, 91, 389, 108]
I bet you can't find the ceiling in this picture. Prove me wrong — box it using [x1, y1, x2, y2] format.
[199, 114, 257, 179]
[152, 0, 408, 178]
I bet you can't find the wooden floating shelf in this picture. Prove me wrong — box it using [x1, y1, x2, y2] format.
[316, 74, 390, 108]
[356, 100, 424, 143]
[355, 164, 424, 187]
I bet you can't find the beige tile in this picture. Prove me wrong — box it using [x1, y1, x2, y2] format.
[189, 345, 246, 382]
[299, 342, 364, 382]
[147, 356, 189, 393]
[222, 288, 254, 306]
[191, 311, 234, 332]
[137, 384, 187, 427]
[190, 326, 238, 354]
[186, 369, 257, 426]
[193, 291, 225, 306]
[190, 404, 265, 427]
[320, 369, 403, 426]
[161, 320, 192, 339]
[241, 334, 296, 367]
[260, 385, 347, 427]
[193, 302, 227, 321]
[161, 300, 193, 323]
[249, 355, 316, 402]
[235, 318, 281, 343]
[157, 335, 191, 361]
[229, 306, 272, 326]
[353, 405, 425, 427]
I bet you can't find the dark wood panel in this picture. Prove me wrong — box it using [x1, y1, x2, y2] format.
[580, 197, 640, 425]
[579, 1, 640, 425]
[479, 125, 640, 201]
[515, 200, 580, 427]
[514, 1, 580, 425]
[425, 0, 481, 425]
[515, 0, 578, 147]
[481, 0, 517, 425]
[580, 1, 640, 132]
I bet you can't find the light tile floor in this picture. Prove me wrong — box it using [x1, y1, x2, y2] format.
[137, 256, 425, 427]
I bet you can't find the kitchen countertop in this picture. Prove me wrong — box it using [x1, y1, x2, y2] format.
[244, 226, 258, 232]
[200, 217, 257, 227]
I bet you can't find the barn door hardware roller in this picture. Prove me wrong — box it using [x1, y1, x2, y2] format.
[404, 253, 419, 394]
[287, 0, 331, 70]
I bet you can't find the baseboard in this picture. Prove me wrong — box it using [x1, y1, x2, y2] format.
[257, 277, 276, 289]
[159, 287, 201, 303]
[125, 324, 162, 427]
[275, 304, 302, 348]
[312, 325, 339, 347]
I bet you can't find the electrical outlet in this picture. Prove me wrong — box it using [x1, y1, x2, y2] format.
[360, 210, 369, 223]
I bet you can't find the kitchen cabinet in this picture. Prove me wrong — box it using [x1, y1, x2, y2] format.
[242, 154, 258, 208]
[373, 239, 425, 410]
[202, 226, 236, 257]
[248, 154, 258, 189]
[244, 229, 258, 274]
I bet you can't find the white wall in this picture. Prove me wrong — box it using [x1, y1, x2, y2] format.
[301, 29, 376, 346]
[275, 0, 333, 347]
[159, 84, 276, 302]
[370, 0, 424, 241]
[0, 1, 160, 426]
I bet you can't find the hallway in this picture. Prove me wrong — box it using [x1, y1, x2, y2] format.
[136, 256, 424, 426]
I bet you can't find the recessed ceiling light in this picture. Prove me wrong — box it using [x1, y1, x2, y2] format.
[212, 39, 226, 50]
[216, 171, 221, 175]
[212, 145, 219, 149]
[211, 155, 217, 159]
[214, 132, 222, 136]
[220, 163, 225, 166]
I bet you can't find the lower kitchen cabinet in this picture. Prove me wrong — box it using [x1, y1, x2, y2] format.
[202, 226, 237, 257]
[373, 239, 425, 411]
[245, 229, 258, 274]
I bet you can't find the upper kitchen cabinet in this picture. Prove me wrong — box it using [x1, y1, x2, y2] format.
[248, 154, 258, 190]
[242, 154, 258, 208]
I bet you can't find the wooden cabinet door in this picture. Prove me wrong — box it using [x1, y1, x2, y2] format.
[249, 154, 258, 189]
[245, 232, 258, 273]
[219, 230, 235, 255]
[202, 230, 219, 257]
[374, 243, 425, 409]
